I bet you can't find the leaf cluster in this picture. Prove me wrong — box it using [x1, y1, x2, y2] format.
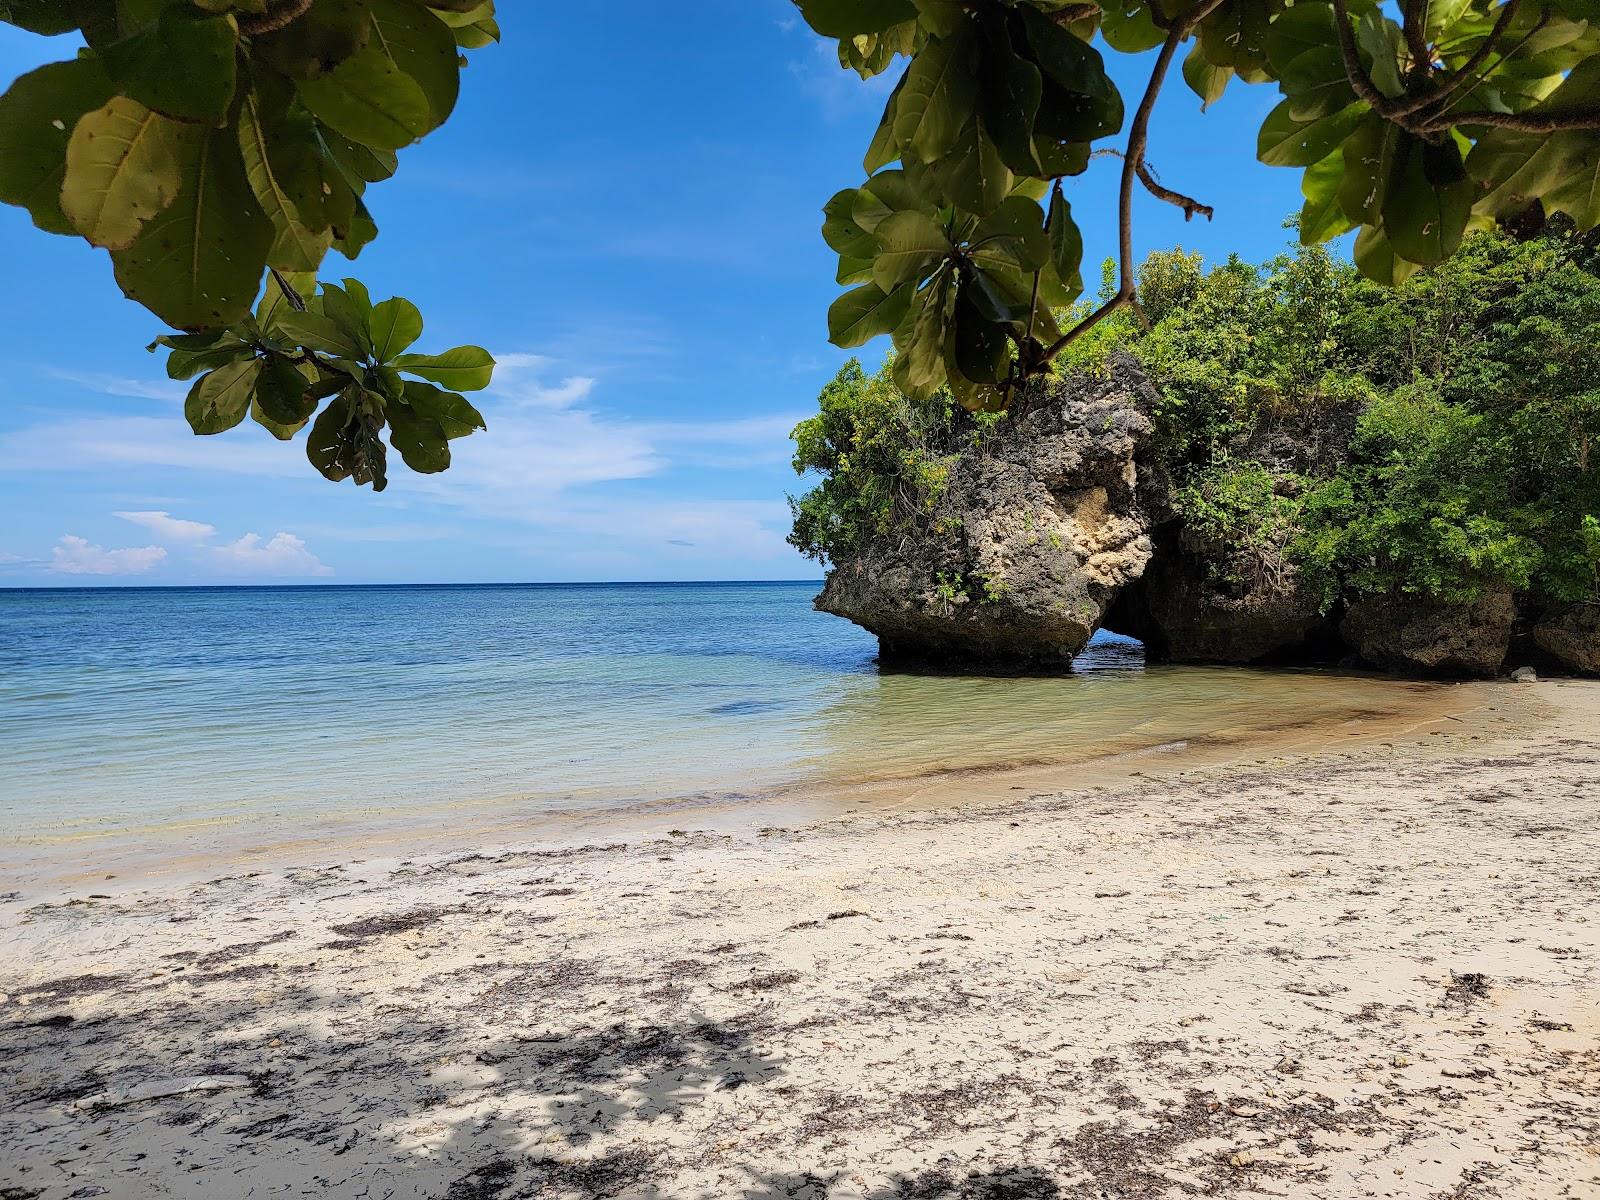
[152, 270, 491, 491]
[0, 0, 498, 486]
[792, 223, 1600, 609]
[798, 0, 1600, 412]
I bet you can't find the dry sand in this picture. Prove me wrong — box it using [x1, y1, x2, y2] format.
[1, 680, 1597, 1199]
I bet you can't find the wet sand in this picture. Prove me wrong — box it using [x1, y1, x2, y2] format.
[1, 680, 1597, 1198]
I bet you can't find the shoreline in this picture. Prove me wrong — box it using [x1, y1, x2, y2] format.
[3, 680, 1596, 1197]
[3, 670, 1512, 902]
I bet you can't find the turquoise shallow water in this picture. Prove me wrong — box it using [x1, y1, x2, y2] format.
[0, 582, 1436, 855]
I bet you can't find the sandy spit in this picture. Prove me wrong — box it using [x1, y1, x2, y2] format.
[1, 682, 1597, 1200]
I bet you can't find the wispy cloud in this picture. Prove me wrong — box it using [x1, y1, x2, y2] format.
[42, 368, 187, 404]
[50, 535, 166, 576]
[210, 532, 332, 578]
[789, 37, 899, 119]
[114, 510, 217, 541]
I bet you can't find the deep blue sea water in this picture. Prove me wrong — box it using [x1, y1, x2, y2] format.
[0, 582, 1427, 858]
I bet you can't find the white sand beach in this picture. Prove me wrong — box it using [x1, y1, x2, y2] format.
[1, 681, 1597, 1199]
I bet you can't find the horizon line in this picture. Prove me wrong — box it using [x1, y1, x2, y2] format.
[0, 579, 827, 592]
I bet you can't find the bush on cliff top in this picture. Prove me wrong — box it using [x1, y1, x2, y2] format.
[789, 223, 1600, 607]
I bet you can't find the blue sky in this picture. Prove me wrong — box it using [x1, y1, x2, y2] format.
[0, 2, 1316, 586]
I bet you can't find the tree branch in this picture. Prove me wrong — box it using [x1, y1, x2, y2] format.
[1036, 0, 1226, 367]
[1331, 0, 1400, 114]
[1136, 162, 1214, 220]
[1427, 106, 1600, 132]
[237, 0, 312, 36]
[1392, 0, 1521, 119]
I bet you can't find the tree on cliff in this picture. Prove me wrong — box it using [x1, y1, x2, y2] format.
[1, 0, 1597, 487]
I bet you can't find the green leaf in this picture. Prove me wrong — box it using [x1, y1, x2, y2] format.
[1337, 112, 1399, 224]
[827, 281, 914, 348]
[852, 168, 927, 232]
[891, 271, 953, 399]
[923, 117, 1012, 215]
[237, 89, 331, 272]
[1182, 42, 1232, 111]
[1279, 46, 1356, 121]
[277, 310, 367, 359]
[368, 295, 423, 361]
[60, 96, 187, 250]
[1264, 2, 1336, 74]
[111, 125, 274, 330]
[1257, 99, 1368, 168]
[386, 397, 451, 472]
[1, 1, 78, 35]
[252, 353, 318, 425]
[1099, 0, 1163, 53]
[255, 0, 373, 79]
[892, 27, 976, 164]
[1299, 150, 1354, 244]
[1355, 12, 1406, 99]
[870, 209, 951, 291]
[1352, 222, 1419, 285]
[1199, 0, 1271, 74]
[970, 195, 1048, 274]
[822, 188, 877, 257]
[165, 339, 253, 380]
[186, 357, 263, 434]
[1381, 134, 1472, 266]
[369, 0, 459, 131]
[432, 2, 499, 50]
[0, 58, 117, 236]
[404, 379, 484, 438]
[392, 344, 495, 390]
[950, 276, 1010, 385]
[103, 8, 238, 126]
[307, 386, 389, 489]
[321, 278, 375, 354]
[863, 74, 905, 173]
[102, 7, 238, 125]
[975, 12, 1043, 175]
[1046, 186, 1084, 299]
[794, 0, 918, 38]
[299, 41, 431, 150]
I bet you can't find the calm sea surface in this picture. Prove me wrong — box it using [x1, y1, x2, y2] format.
[1, 582, 1439, 853]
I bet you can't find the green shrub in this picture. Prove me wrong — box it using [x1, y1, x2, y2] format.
[790, 224, 1600, 607]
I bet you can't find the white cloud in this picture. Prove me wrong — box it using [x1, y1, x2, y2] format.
[114, 510, 217, 541]
[0, 416, 301, 477]
[42, 368, 187, 404]
[50, 535, 166, 576]
[490, 352, 596, 409]
[210, 532, 332, 578]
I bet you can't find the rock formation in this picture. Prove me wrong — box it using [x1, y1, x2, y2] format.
[816, 357, 1158, 669]
[815, 358, 1578, 679]
[1534, 602, 1600, 675]
[1340, 589, 1516, 679]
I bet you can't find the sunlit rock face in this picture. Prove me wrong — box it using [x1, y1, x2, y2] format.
[1340, 589, 1516, 679]
[816, 355, 1158, 670]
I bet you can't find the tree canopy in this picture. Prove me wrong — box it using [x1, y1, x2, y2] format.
[0, 0, 498, 490]
[790, 223, 1600, 609]
[1, 0, 1598, 488]
[799, 0, 1600, 412]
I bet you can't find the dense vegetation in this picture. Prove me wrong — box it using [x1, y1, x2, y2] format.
[3, 0, 1599, 489]
[790, 222, 1600, 611]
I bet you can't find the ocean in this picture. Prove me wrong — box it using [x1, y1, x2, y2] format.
[0, 582, 1442, 868]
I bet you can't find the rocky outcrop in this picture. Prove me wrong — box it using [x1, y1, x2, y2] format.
[1106, 529, 1339, 665]
[1534, 602, 1600, 675]
[1340, 589, 1516, 678]
[816, 357, 1158, 669]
